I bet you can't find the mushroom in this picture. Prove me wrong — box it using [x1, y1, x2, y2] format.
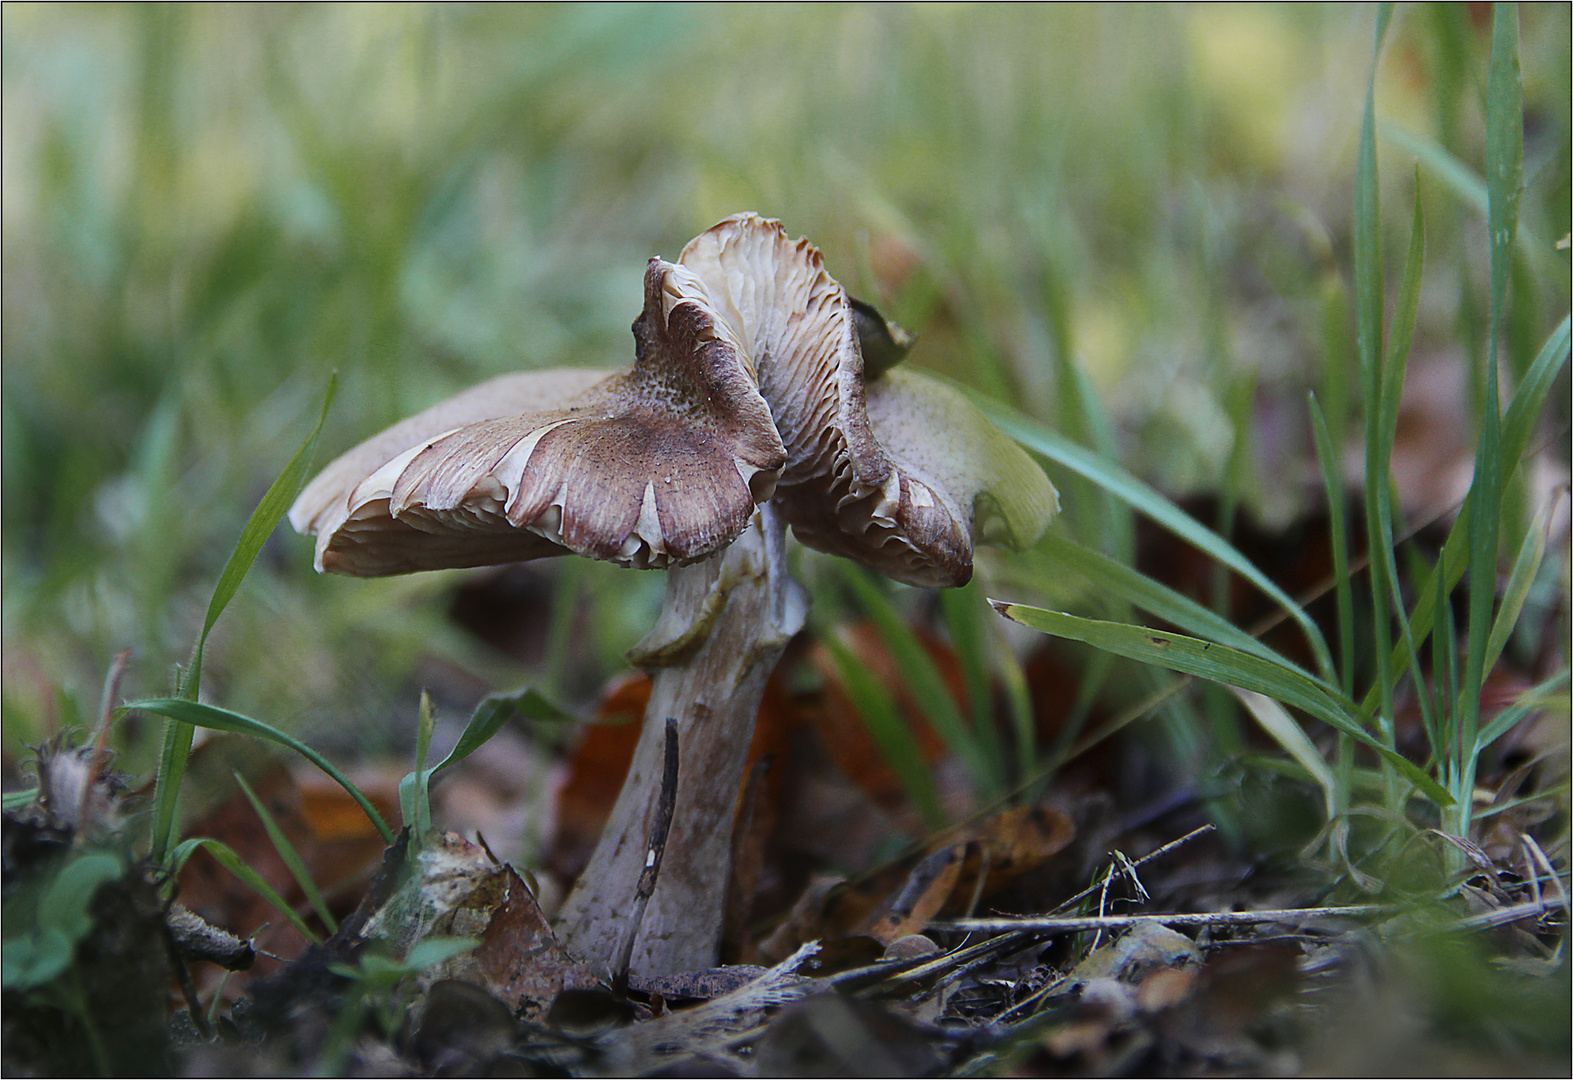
[289, 214, 1058, 977]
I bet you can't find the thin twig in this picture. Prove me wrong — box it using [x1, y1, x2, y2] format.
[1050, 824, 1214, 915]
[1523, 834, 1570, 969]
[1453, 896, 1569, 932]
[1521, 834, 1568, 915]
[833, 927, 1030, 996]
[613, 718, 679, 993]
[994, 969, 1073, 1023]
[930, 904, 1395, 935]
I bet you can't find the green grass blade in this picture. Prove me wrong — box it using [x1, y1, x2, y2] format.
[1378, 181, 1427, 460]
[1379, 121, 1554, 276]
[1476, 671, 1571, 754]
[1484, 490, 1561, 675]
[149, 374, 338, 863]
[150, 725, 196, 866]
[233, 771, 337, 933]
[1454, 2, 1522, 835]
[1230, 688, 1336, 820]
[436, 687, 576, 774]
[1361, 316, 1569, 717]
[939, 583, 1006, 788]
[150, 721, 195, 865]
[168, 837, 321, 944]
[1069, 358, 1136, 563]
[131, 697, 395, 845]
[187, 372, 339, 701]
[818, 629, 946, 830]
[996, 627, 1039, 787]
[1376, 183, 1435, 744]
[1309, 392, 1357, 813]
[996, 604, 1344, 730]
[3, 789, 39, 811]
[1485, 4, 1523, 318]
[993, 602, 1452, 806]
[1380, 123, 1487, 216]
[1037, 530, 1315, 676]
[1353, 8, 1386, 383]
[979, 403, 1336, 681]
[413, 692, 435, 843]
[840, 565, 999, 794]
[400, 686, 578, 824]
[1354, 5, 1391, 742]
[1497, 316, 1568, 467]
[1431, 562, 1457, 772]
[1373, 2, 1393, 47]
[1308, 394, 1356, 699]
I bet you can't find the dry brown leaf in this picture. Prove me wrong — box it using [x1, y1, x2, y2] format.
[943, 803, 1077, 910]
[866, 844, 966, 943]
[419, 833, 600, 1021]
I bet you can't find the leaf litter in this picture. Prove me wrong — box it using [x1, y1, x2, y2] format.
[3, 529, 1569, 1076]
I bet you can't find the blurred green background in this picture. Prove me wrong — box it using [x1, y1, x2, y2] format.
[3, 4, 1568, 783]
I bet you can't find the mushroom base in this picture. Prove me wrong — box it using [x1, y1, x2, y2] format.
[555, 511, 805, 977]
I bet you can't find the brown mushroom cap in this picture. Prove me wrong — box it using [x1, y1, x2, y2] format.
[289, 258, 786, 575]
[678, 213, 1057, 588]
[292, 214, 1055, 587]
[786, 366, 1060, 586]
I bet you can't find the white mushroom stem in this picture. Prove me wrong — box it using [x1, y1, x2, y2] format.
[556, 507, 806, 977]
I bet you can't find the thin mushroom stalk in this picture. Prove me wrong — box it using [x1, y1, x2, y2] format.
[288, 214, 1058, 979]
[560, 505, 806, 975]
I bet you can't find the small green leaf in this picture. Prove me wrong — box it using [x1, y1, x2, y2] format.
[2, 852, 124, 990]
[400, 686, 575, 830]
[2, 928, 74, 990]
[404, 937, 481, 972]
[41, 852, 124, 941]
[436, 687, 574, 774]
